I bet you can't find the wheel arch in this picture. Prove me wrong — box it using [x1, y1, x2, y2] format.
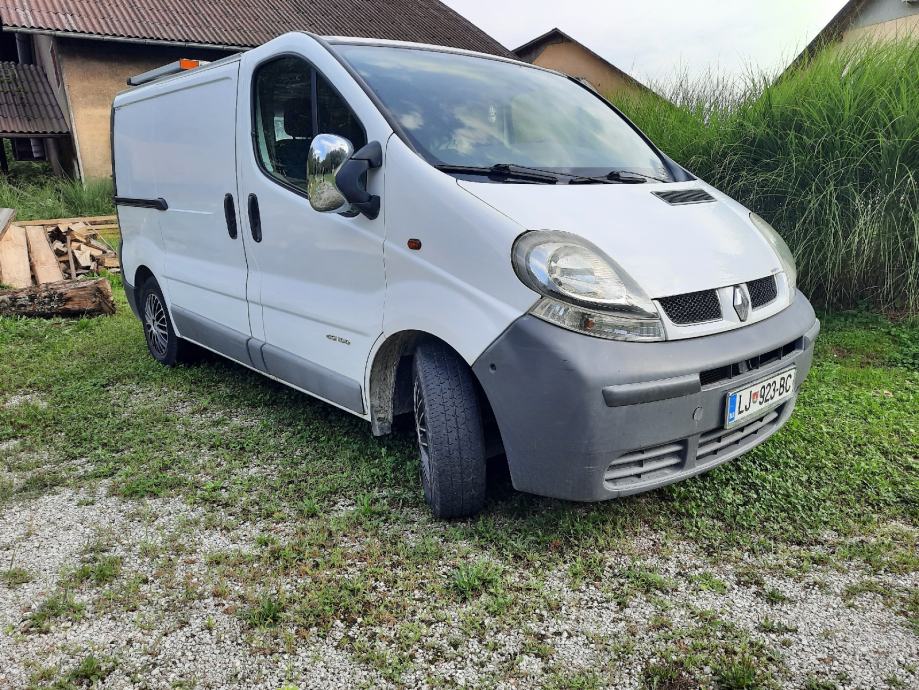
[366, 329, 498, 438]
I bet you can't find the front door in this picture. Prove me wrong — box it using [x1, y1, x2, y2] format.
[153, 61, 251, 362]
[237, 49, 386, 414]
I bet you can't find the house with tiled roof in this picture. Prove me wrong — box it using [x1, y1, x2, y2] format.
[0, 0, 510, 179]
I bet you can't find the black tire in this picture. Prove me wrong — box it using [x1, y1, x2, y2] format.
[412, 341, 487, 519]
[139, 277, 191, 366]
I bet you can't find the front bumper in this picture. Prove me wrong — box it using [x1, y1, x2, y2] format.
[472, 293, 820, 501]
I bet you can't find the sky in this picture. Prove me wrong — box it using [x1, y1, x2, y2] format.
[441, 0, 848, 91]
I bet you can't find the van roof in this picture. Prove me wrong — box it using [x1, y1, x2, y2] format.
[115, 32, 555, 104]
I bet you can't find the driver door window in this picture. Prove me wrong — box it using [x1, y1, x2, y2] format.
[253, 58, 366, 194]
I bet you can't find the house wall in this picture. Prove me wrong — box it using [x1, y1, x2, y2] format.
[842, 0, 919, 42]
[527, 41, 641, 97]
[56, 38, 233, 180]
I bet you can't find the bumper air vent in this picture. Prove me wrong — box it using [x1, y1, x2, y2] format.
[747, 275, 778, 309]
[652, 189, 716, 205]
[697, 408, 783, 464]
[659, 289, 722, 325]
[604, 441, 687, 489]
[699, 338, 802, 387]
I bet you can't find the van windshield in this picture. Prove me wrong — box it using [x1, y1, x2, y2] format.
[334, 44, 672, 182]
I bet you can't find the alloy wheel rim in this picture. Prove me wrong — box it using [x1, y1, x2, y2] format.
[143, 293, 169, 358]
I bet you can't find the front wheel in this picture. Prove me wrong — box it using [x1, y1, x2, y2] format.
[412, 342, 487, 519]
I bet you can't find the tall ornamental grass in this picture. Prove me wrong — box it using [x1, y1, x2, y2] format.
[615, 40, 919, 314]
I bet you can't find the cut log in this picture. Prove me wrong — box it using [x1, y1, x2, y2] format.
[72, 246, 93, 269]
[0, 278, 115, 317]
[98, 255, 121, 269]
[25, 225, 64, 284]
[0, 208, 15, 242]
[0, 225, 32, 288]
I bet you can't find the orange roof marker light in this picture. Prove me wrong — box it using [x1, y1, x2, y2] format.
[127, 59, 210, 87]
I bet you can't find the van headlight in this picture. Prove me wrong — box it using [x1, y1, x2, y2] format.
[512, 231, 664, 341]
[750, 213, 797, 293]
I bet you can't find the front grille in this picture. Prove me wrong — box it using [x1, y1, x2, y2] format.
[699, 338, 802, 387]
[652, 189, 716, 205]
[659, 289, 722, 325]
[604, 441, 686, 489]
[748, 275, 778, 309]
[697, 408, 783, 464]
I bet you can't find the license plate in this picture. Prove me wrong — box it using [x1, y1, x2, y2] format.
[725, 368, 796, 428]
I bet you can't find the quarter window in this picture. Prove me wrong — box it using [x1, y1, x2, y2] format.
[253, 57, 366, 194]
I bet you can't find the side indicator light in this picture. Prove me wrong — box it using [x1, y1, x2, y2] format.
[407, 239, 422, 251]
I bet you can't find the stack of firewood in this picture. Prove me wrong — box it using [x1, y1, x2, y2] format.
[47, 221, 121, 279]
[0, 210, 117, 317]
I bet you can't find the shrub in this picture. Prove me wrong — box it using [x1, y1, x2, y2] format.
[615, 39, 919, 314]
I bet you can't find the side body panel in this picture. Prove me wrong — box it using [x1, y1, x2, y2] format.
[236, 34, 395, 413]
[112, 93, 172, 299]
[149, 62, 250, 347]
[379, 136, 538, 366]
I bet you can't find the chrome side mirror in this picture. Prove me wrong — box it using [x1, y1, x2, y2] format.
[307, 134, 354, 214]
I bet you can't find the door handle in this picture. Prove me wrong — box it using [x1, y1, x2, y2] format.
[247, 193, 262, 243]
[223, 193, 237, 239]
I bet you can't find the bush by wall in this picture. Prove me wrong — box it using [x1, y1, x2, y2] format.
[615, 40, 919, 314]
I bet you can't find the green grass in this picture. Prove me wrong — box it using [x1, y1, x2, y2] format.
[1, 565, 32, 587]
[25, 592, 84, 633]
[0, 170, 113, 221]
[0, 279, 915, 562]
[614, 39, 919, 314]
[0, 283, 915, 685]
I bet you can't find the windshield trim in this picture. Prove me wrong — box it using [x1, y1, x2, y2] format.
[318, 36, 692, 183]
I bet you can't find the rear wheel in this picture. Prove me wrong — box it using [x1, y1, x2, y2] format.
[412, 341, 487, 519]
[139, 277, 191, 366]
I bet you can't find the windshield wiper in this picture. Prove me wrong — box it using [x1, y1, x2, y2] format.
[434, 163, 560, 184]
[606, 169, 670, 183]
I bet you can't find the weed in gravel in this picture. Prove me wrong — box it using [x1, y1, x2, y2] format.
[452, 559, 503, 600]
[760, 588, 790, 605]
[690, 571, 728, 593]
[2, 565, 32, 587]
[544, 669, 603, 690]
[642, 656, 697, 690]
[842, 579, 893, 603]
[69, 554, 123, 587]
[242, 591, 285, 628]
[623, 564, 675, 594]
[26, 591, 84, 633]
[15, 469, 65, 497]
[68, 655, 115, 686]
[757, 617, 798, 635]
[712, 654, 763, 689]
[803, 677, 838, 690]
[567, 552, 606, 588]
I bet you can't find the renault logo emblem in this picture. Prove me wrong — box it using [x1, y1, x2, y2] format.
[733, 285, 751, 322]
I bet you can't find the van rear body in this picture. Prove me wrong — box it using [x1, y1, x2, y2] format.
[114, 32, 819, 518]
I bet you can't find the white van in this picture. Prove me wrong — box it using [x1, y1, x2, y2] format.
[113, 32, 819, 518]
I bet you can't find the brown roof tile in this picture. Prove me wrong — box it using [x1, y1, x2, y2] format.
[0, 0, 513, 56]
[0, 61, 68, 135]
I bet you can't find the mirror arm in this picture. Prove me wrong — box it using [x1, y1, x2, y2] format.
[335, 141, 383, 220]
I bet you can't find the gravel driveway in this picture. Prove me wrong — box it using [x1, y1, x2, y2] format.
[1, 478, 916, 689]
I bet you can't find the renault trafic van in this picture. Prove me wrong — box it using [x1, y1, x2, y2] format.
[113, 32, 819, 518]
